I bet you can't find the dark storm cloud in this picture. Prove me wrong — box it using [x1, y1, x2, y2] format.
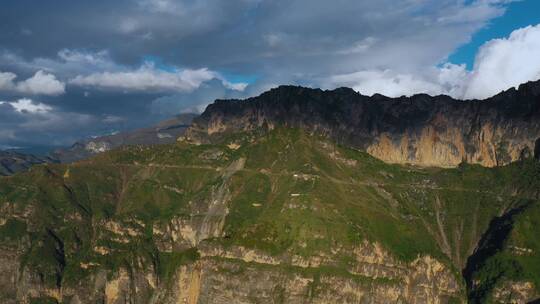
[0, 79, 241, 148]
[0, 0, 526, 149]
[0, 0, 259, 66]
[0, 0, 509, 73]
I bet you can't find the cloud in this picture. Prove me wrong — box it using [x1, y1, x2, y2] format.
[325, 63, 471, 98]
[18, 111, 95, 134]
[57, 49, 113, 68]
[1, 49, 130, 80]
[0, 98, 53, 114]
[0, 97, 101, 148]
[327, 70, 443, 97]
[327, 24, 540, 99]
[0, 71, 17, 89]
[15, 71, 66, 95]
[336, 37, 378, 55]
[0, 130, 16, 141]
[464, 23, 540, 99]
[0, 0, 511, 72]
[102, 115, 125, 124]
[0, 70, 65, 95]
[70, 61, 247, 93]
[138, 0, 184, 14]
[150, 78, 246, 115]
[0, 0, 536, 149]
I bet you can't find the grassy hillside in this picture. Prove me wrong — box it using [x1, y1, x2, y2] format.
[0, 127, 539, 302]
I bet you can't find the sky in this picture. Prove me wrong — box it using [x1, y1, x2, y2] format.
[1, 0, 540, 151]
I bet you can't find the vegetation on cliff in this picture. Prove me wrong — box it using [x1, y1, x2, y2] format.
[0, 127, 539, 303]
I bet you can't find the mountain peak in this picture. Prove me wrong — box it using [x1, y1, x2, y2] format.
[518, 78, 540, 96]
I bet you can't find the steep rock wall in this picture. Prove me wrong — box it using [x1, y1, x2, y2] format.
[185, 81, 540, 168]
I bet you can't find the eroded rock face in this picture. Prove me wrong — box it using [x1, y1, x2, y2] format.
[186, 81, 540, 168]
[0, 248, 20, 304]
[0, 186, 464, 304]
[194, 242, 461, 304]
[3, 244, 461, 304]
[153, 158, 246, 251]
[492, 281, 538, 304]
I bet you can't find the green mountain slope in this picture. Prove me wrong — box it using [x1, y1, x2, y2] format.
[0, 128, 539, 303]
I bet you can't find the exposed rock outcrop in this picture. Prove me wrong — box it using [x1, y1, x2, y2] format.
[186, 81, 540, 168]
[492, 281, 538, 304]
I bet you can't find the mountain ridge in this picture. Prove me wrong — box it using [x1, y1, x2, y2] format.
[0, 113, 198, 176]
[186, 79, 540, 168]
[0, 151, 55, 176]
[52, 113, 197, 163]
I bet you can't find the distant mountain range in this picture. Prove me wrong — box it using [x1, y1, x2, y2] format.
[0, 151, 55, 176]
[0, 113, 196, 175]
[51, 113, 197, 163]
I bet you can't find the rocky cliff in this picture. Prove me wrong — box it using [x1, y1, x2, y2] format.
[186, 80, 540, 168]
[1, 127, 539, 303]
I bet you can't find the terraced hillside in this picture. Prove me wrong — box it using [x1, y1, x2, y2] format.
[0, 128, 539, 303]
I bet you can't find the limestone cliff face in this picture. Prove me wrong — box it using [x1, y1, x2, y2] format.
[193, 243, 460, 304]
[0, 159, 464, 303]
[186, 80, 540, 167]
[0, 217, 462, 303]
[0, 241, 462, 304]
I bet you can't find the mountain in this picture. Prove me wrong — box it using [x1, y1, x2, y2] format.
[0, 114, 197, 176]
[0, 83, 540, 304]
[186, 81, 540, 168]
[0, 151, 54, 176]
[52, 113, 197, 163]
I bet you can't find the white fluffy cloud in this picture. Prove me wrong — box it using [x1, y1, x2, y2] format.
[0, 70, 65, 96]
[464, 23, 540, 99]
[0, 71, 17, 89]
[0, 98, 53, 114]
[16, 71, 66, 96]
[328, 23, 540, 99]
[328, 70, 442, 97]
[0, 97, 97, 146]
[326, 64, 471, 98]
[70, 62, 247, 93]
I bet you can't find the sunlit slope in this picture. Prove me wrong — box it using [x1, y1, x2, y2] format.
[0, 128, 539, 303]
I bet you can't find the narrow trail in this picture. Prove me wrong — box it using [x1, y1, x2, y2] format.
[71, 161, 528, 199]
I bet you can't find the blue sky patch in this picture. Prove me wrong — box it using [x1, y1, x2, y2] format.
[449, 0, 540, 69]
